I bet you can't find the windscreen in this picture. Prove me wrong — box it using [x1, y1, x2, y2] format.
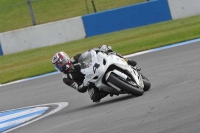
[78, 51, 92, 69]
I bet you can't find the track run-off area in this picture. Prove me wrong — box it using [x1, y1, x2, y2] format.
[0, 39, 200, 133]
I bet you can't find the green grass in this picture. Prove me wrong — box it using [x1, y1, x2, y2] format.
[0, 0, 146, 32]
[1, 14, 200, 84]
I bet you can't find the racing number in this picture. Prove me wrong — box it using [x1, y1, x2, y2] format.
[93, 63, 100, 73]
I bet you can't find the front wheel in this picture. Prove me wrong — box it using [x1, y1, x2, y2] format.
[141, 74, 151, 91]
[107, 73, 144, 96]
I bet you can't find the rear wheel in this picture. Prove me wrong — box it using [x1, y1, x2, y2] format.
[107, 73, 144, 96]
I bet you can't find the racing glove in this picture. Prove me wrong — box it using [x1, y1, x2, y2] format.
[127, 60, 137, 67]
[100, 45, 112, 53]
[127, 60, 141, 71]
[60, 64, 70, 72]
[83, 78, 89, 87]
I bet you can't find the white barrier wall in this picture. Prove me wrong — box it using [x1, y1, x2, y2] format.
[168, 0, 200, 19]
[0, 16, 86, 55]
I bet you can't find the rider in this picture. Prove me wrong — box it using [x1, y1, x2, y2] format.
[52, 45, 139, 103]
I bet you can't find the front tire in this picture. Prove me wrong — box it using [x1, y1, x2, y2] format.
[141, 74, 151, 91]
[107, 73, 144, 96]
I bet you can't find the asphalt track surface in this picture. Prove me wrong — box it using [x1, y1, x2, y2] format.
[0, 42, 200, 133]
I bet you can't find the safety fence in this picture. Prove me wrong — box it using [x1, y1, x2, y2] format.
[0, 0, 146, 33]
[0, 0, 200, 56]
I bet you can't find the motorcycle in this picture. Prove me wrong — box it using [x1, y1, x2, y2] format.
[78, 50, 151, 97]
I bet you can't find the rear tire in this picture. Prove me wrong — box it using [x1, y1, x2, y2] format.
[107, 73, 144, 96]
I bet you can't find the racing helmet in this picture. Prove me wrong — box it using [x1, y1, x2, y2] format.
[52, 51, 72, 72]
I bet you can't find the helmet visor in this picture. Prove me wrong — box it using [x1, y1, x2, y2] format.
[54, 59, 71, 72]
[54, 63, 62, 72]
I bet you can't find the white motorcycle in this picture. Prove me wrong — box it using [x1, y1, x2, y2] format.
[78, 50, 151, 97]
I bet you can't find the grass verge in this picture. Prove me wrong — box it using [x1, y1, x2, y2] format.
[0, 14, 200, 84]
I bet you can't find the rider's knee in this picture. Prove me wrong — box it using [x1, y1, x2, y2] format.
[88, 88, 100, 102]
